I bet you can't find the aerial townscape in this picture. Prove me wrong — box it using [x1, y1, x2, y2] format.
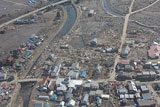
[0, 0, 160, 107]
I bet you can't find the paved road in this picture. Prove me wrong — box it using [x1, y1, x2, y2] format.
[0, 0, 70, 29]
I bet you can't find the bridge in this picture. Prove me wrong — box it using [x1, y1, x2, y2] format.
[0, 0, 71, 29]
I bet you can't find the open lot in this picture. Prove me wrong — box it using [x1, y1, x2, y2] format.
[0, 0, 50, 24]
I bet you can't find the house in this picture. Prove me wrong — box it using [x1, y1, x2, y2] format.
[121, 46, 130, 58]
[34, 101, 50, 107]
[143, 62, 152, 69]
[89, 91, 96, 100]
[90, 81, 99, 90]
[116, 72, 132, 80]
[38, 95, 49, 100]
[136, 82, 145, 89]
[90, 38, 97, 46]
[7, 57, 15, 66]
[118, 59, 130, 65]
[81, 94, 89, 105]
[65, 88, 73, 101]
[96, 64, 102, 74]
[117, 88, 128, 95]
[127, 81, 137, 94]
[142, 93, 152, 100]
[100, 94, 109, 99]
[96, 90, 103, 97]
[136, 72, 157, 81]
[0, 72, 7, 81]
[124, 65, 134, 72]
[84, 83, 90, 90]
[71, 62, 79, 70]
[67, 70, 79, 79]
[34, 101, 43, 107]
[60, 44, 69, 49]
[140, 85, 149, 93]
[148, 45, 160, 59]
[56, 84, 67, 95]
[96, 97, 102, 107]
[155, 83, 160, 90]
[135, 93, 141, 100]
[67, 99, 76, 107]
[116, 59, 130, 71]
[119, 94, 134, 100]
[137, 100, 155, 107]
[50, 62, 61, 78]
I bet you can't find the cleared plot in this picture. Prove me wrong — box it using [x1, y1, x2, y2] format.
[132, 0, 157, 12]
[107, 0, 131, 14]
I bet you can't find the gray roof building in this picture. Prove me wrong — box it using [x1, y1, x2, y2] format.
[124, 65, 134, 72]
[90, 81, 99, 90]
[89, 91, 96, 96]
[121, 47, 130, 58]
[71, 62, 79, 70]
[67, 70, 79, 79]
[140, 85, 149, 93]
[81, 94, 89, 105]
[34, 101, 43, 107]
[50, 62, 61, 77]
[0, 72, 7, 81]
[117, 88, 128, 95]
[142, 93, 152, 100]
[67, 99, 76, 107]
[137, 100, 155, 107]
[96, 90, 103, 97]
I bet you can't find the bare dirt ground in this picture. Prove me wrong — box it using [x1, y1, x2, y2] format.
[0, 7, 59, 60]
[0, 0, 54, 24]
[132, 0, 157, 11]
[107, 0, 131, 14]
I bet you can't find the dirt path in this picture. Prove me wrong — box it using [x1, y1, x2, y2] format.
[131, 0, 160, 14]
[109, 0, 135, 80]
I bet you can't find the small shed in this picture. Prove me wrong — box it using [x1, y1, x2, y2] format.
[88, 10, 94, 17]
[90, 38, 97, 46]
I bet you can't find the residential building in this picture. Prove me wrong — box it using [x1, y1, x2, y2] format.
[148, 44, 160, 59]
[81, 94, 89, 105]
[50, 62, 61, 78]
